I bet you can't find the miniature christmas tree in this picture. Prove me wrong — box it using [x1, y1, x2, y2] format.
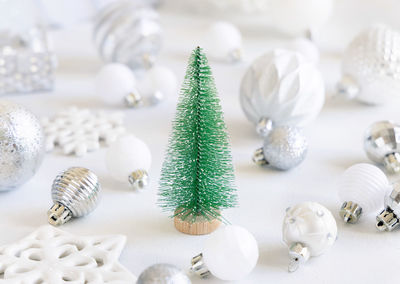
[158, 47, 237, 235]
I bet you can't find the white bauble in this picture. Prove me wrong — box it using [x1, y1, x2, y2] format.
[339, 25, 400, 105]
[106, 134, 151, 183]
[95, 63, 136, 105]
[338, 163, 389, 216]
[203, 21, 242, 62]
[203, 225, 259, 281]
[270, 0, 333, 34]
[288, 37, 320, 64]
[283, 202, 337, 256]
[240, 49, 325, 131]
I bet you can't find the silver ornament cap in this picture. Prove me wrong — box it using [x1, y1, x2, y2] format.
[253, 125, 308, 170]
[48, 167, 101, 226]
[0, 100, 44, 191]
[128, 169, 149, 190]
[137, 263, 191, 284]
[376, 182, 400, 232]
[364, 120, 400, 173]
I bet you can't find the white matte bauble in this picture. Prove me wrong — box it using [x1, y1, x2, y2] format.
[198, 225, 259, 281]
[138, 65, 178, 104]
[269, 0, 333, 34]
[95, 63, 139, 106]
[240, 49, 325, 134]
[338, 25, 400, 105]
[203, 21, 242, 62]
[338, 163, 389, 223]
[283, 202, 337, 272]
[106, 134, 152, 189]
[288, 37, 320, 64]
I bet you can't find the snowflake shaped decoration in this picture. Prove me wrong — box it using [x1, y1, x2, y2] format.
[0, 225, 136, 283]
[41, 107, 126, 157]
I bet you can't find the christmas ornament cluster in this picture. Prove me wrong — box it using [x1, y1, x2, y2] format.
[2, 1, 400, 282]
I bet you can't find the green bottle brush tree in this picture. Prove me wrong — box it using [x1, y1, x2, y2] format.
[158, 47, 237, 235]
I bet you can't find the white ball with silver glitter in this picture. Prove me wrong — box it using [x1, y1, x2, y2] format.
[240, 49, 325, 136]
[253, 126, 308, 170]
[137, 263, 191, 284]
[283, 202, 337, 272]
[0, 100, 44, 191]
[338, 25, 400, 104]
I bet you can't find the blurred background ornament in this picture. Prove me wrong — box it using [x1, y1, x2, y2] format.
[42, 107, 126, 157]
[106, 134, 152, 190]
[253, 125, 307, 170]
[376, 181, 400, 232]
[0, 100, 44, 191]
[283, 202, 337, 272]
[202, 21, 242, 63]
[364, 121, 400, 173]
[137, 263, 191, 284]
[287, 37, 320, 64]
[337, 25, 400, 105]
[337, 163, 389, 223]
[190, 225, 258, 281]
[48, 167, 101, 226]
[93, 0, 162, 70]
[240, 49, 325, 136]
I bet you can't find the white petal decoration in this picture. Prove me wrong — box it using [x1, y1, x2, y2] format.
[0, 225, 136, 283]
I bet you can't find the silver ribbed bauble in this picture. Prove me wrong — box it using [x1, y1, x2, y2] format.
[364, 120, 400, 173]
[48, 167, 101, 226]
[137, 264, 191, 284]
[338, 25, 400, 105]
[93, 0, 162, 70]
[253, 126, 307, 170]
[0, 100, 44, 191]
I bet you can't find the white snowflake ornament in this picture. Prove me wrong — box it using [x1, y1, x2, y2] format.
[42, 107, 126, 157]
[0, 225, 136, 283]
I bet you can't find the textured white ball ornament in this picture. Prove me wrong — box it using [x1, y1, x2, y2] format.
[95, 63, 141, 107]
[203, 21, 242, 62]
[106, 134, 152, 189]
[338, 163, 390, 223]
[240, 49, 325, 136]
[269, 0, 333, 34]
[191, 225, 259, 281]
[338, 25, 400, 105]
[283, 202, 337, 272]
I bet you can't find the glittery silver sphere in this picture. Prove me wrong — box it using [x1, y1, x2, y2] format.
[48, 167, 101, 226]
[253, 126, 307, 170]
[94, 0, 162, 70]
[364, 120, 400, 173]
[137, 264, 191, 284]
[0, 100, 44, 191]
[338, 25, 400, 104]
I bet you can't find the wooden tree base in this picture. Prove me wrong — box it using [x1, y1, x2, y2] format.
[174, 212, 221, 235]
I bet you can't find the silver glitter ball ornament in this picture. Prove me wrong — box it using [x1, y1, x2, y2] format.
[0, 100, 44, 191]
[364, 120, 400, 173]
[94, 0, 162, 70]
[137, 263, 191, 284]
[338, 25, 400, 104]
[48, 167, 101, 226]
[253, 126, 308, 170]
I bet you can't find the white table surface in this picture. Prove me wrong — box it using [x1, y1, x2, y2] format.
[2, 2, 400, 283]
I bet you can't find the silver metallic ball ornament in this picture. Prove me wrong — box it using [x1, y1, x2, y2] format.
[364, 120, 400, 173]
[253, 126, 308, 170]
[48, 167, 101, 226]
[137, 263, 191, 284]
[0, 100, 44, 191]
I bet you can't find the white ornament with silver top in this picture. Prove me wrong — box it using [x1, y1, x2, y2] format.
[240, 49, 325, 136]
[106, 134, 152, 190]
[190, 225, 258, 281]
[137, 263, 191, 284]
[376, 182, 400, 232]
[48, 167, 101, 226]
[0, 100, 44, 191]
[337, 163, 390, 223]
[337, 25, 400, 105]
[364, 120, 400, 173]
[283, 202, 337, 272]
[94, 0, 162, 70]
